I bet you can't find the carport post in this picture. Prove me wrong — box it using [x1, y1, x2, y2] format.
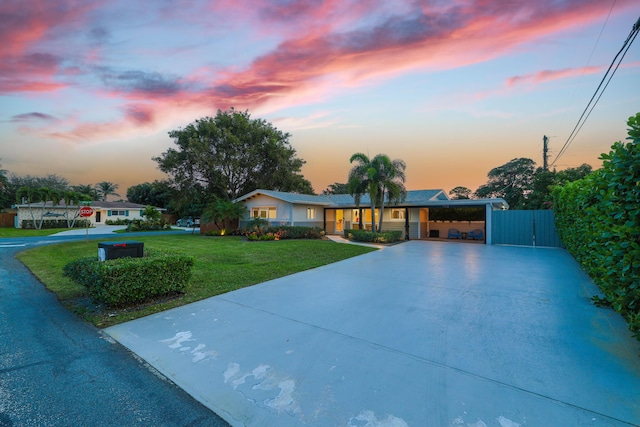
[404, 208, 409, 240]
[485, 204, 492, 245]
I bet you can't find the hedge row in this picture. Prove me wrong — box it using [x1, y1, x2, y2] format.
[22, 219, 90, 229]
[239, 225, 325, 240]
[63, 249, 195, 308]
[343, 229, 403, 244]
[552, 113, 640, 338]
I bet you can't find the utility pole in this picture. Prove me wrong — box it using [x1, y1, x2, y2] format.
[543, 135, 549, 171]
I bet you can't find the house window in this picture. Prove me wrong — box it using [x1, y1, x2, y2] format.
[391, 209, 405, 220]
[307, 207, 316, 219]
[252, 207, 276, 219]
[363, 209, 379, 223]
[109, 210, 128, 216]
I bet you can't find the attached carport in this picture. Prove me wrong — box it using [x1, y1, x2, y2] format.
[412, 198, 508, 244]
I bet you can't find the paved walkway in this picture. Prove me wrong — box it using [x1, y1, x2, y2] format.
[105, 241, 640, 426]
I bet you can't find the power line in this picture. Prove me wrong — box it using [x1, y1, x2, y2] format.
[550, 15, 640, 167]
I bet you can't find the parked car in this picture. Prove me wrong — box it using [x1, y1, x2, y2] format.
[176, 217, 200, 227]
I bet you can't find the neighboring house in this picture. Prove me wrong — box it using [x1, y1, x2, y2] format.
[234, 189, 509, 244]
[14, 201, 162, 228]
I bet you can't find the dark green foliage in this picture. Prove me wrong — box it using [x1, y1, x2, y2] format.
[428, 207, 484, 221]
[63, 249, 194, 308]
[242, 225, 325, 240]
[127, 218, 172, 231]
[154, 108, 314, 202]
[348, 152, 407, 232]
[343, 229, 403, 244]
[322, 182, 349, 195]
[474, 157, 536, 208]
[22, 219, 90, 229]
[126, 180, 173, 209]
[552, 112, 640, 338]
[265, 226, 325, 240]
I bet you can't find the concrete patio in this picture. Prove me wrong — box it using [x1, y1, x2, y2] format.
[105, 241, 640, 426]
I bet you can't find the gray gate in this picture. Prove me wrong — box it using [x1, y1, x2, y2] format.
[491, 210, 562, 247]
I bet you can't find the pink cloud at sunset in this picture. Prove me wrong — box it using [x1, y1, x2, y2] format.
[0, 0, 638, 195]
[506, 66, 605, 87]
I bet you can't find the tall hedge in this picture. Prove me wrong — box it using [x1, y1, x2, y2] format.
[552, 113, 640, 338]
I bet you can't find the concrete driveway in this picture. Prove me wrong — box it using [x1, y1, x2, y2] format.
[105, 241, 640, 426]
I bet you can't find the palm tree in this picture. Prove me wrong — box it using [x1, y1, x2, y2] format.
[95, 181, 120, 201]
[62, 191, 86, 228]
[347, 153, 406, 232]
[72, 184, 100, 201]
[16, 186, 43, 229]
[202, 199, 247, 231]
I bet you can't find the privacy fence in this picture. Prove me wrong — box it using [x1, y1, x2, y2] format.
[491, 210, 562, 247]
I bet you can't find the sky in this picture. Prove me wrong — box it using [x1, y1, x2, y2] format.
[1, 0, 639, 198]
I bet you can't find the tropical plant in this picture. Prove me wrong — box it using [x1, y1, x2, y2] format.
[16, 186, 64, 229]
[246, 217, 269, 234]
[16, 186, 42, 228]
[61, 191, 90, 228]
[347, 153, 406, 232]
[71, 184, 101, 201]
[141, 205, 162, 223]
[202, 199, 246, 231]
[95, 181, 120, 201]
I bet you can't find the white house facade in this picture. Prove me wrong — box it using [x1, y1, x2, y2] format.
[234, 189, 509, 244]
[14, 201, 159, 228]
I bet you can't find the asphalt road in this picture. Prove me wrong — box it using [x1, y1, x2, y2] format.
[0, 234, 229, 427]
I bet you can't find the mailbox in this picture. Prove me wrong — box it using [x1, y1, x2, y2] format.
[98, 241, 144, 261]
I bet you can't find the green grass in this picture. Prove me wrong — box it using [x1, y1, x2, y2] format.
[16, 234, 377, 328]
[0, 227, 72, 237]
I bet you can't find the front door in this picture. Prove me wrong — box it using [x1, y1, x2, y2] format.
[96, 211, 101, 223]
[335, 209, 344, 233]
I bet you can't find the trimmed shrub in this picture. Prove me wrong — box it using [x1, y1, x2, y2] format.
[21, 219, 90, 229]
[63, 249, 194, 308]
[344, 229, 403, 244]
[126, 218, 172, 231]
[242, 225, 325, 240]
[264, 226, 325, 240]
[552, 112, 640, 339]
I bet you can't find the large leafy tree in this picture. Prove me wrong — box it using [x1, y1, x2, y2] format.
[348, 153, 406, 232]
[95, 181, 120, 201]
[474, 158, 536, 209]
[449, 186, 472, 200]
[154, 109, 313, 202]
[322, 182, 349, 195]
[126, 180, 173, 209]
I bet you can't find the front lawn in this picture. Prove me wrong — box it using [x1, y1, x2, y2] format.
[0, 227, 71, 237]
[17, 234, 376, 328]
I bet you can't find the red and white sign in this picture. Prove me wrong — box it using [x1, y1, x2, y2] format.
[79, 206, 94, 217]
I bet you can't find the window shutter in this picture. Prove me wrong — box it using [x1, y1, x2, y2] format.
[108, 210, 112, 217]
[125, 210, 129, 217]
[140, 210, 143, 216]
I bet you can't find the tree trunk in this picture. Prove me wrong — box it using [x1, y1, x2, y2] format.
[370, 201, 376, 232]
